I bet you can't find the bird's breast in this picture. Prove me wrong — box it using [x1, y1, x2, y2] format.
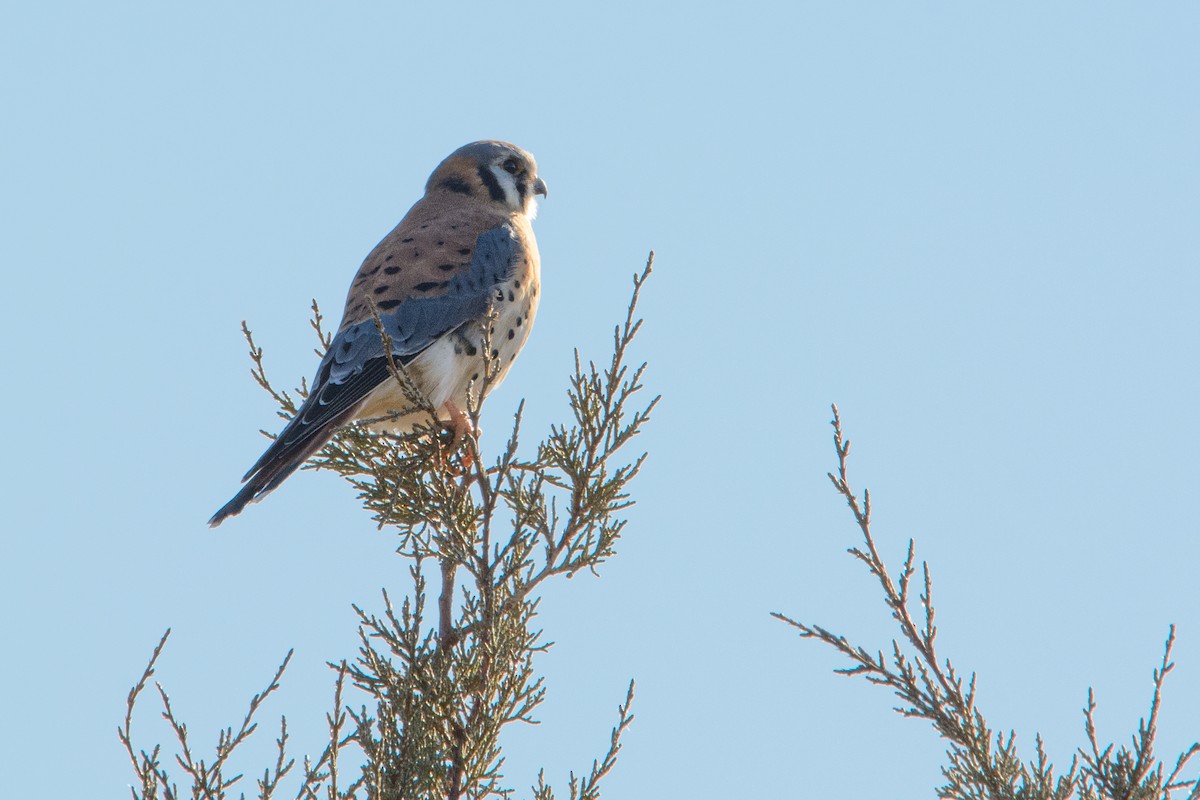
[453, 251, 541, 399]
[358, 249, 541, 431]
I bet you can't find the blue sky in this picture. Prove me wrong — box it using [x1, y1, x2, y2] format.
[2, 2, 1197, 796]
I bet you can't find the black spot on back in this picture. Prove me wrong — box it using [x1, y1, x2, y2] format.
[414, 281, 447, 292]
[378, 299, 402, 310]
[384, 266, 401, 274]
[437, 263, 457, 272]
[373, 285, 390, 294]
[458, 247, 471, 255]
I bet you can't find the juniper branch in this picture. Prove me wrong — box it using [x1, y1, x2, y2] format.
[774, 405, 1196, 800]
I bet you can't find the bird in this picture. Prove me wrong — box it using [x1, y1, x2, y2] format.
[209, 140, 547, 527]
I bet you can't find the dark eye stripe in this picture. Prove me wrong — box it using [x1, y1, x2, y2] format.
[477, 164, 506, 202]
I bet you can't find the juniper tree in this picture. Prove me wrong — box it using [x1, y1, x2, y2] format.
[775, 405, 1199, 800]
[121, 257, 657, 800]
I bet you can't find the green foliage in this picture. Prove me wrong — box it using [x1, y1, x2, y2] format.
[774, 405, 1200, 800]
[121, 256, 657, 800]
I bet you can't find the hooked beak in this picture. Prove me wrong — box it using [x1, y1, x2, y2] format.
[533, 177, 548, 197]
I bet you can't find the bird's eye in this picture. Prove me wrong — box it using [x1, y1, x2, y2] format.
[502, 158, 520, 175]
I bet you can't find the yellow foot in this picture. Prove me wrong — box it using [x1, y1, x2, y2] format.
[442, 401, 477, 472]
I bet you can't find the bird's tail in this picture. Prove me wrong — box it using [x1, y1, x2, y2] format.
[208, 406, 357, 527]
[210, 351, 396, 527]
[208, 438, 318, 527]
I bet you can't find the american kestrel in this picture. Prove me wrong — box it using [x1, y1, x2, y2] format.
[210, 140, 546, 527]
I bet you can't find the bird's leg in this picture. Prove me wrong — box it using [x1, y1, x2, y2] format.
[442, 400, 475, 446]
[441, 400, 477, 473]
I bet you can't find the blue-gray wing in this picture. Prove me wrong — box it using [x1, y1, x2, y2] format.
[208, 224, 520, 526]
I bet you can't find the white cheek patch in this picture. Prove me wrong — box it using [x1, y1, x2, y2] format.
[526, 196, 539, 220]
[489, 165, 521, 210]
[501, 177, 519, 209]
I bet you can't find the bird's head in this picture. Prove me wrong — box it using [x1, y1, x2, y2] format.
[426, 140, 548, 217]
